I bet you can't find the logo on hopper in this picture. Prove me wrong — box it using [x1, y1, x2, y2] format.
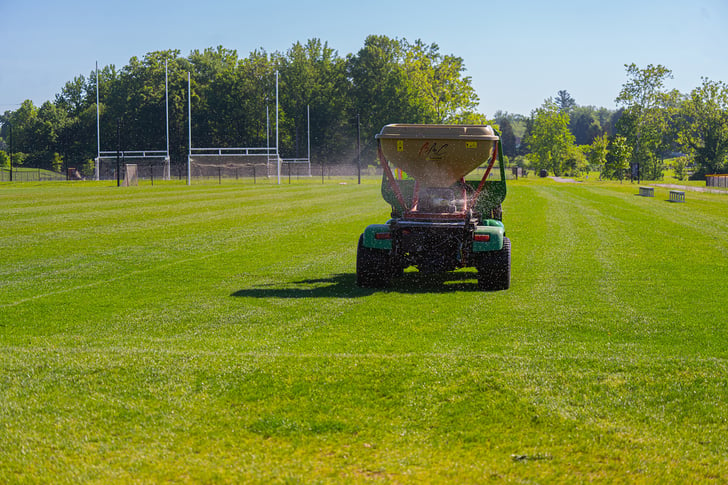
[418, 142, 448, 161]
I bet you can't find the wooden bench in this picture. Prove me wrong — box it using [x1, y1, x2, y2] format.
[669, 190, 685, 202]
[639, 186, 654, 197]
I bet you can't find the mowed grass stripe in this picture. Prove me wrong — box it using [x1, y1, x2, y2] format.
[1, 180, 728, 482]
[2, 345, 725, 482]
[1, 183, 381, 306]
[514, 182, 728, 356]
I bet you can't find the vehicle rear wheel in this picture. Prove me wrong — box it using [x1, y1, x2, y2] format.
[356, 234, 393, 288]
[476, 236, 511, 291]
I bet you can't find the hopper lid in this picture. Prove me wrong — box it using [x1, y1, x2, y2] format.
[376, 124, 499, 141]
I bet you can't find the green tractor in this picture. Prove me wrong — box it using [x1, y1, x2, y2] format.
[356, 124, 510, 291]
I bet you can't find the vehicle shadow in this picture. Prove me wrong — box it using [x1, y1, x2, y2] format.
[230, 271, 483, 299]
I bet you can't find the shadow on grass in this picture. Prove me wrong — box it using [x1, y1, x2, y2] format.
[231, 271, 483, 299]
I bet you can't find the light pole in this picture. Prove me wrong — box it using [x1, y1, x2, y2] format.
[357, 113, 361, 185]
[116, 119, 121, 187]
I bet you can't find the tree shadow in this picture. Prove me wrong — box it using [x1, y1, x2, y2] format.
[230, 271, 483, 299]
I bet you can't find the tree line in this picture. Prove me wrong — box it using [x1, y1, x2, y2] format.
[0, 36, 483, 177]
[1, 39, 727, 181]
[508, 64, 728, 180]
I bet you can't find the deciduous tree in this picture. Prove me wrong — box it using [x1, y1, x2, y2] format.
[584, 133, 609, 173]
[525, 98, 574, 176]
[677, 77, 728, 176]
[616, 63, 674, 179]
[603, 135, 632, 181]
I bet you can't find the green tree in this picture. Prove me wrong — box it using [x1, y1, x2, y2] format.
[81, 158, 95, 177]
[525, 98, 574, 176]
[676, 78, 728, 177]
[495, 111, 527, 156]
[555, 90, 576, 113]
[603, 135, 632, 181]
[278, 39, 350, 163]
[347, 35, 411, 162]
[0, 100, 67, 170]
[498, 118, 517, 158]
[2, 38, 493, 174]
[51, 152, 63, 172]
[671, 156, 689, 181]
[5, 100, 38, 155]
[615, 63, 674, 179]
[347, 35, 484, 164]
[584, 133, 609, 173]
[569, 106, 603, 145]
[54, 76, 87, 118]
[563, 144, 588, 176]
[403, 40, 479, 123]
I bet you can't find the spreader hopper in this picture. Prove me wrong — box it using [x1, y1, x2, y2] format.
[376, 124, 499, 187]
[358, 123, 511, 291]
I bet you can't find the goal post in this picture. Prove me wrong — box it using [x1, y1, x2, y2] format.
[186, 71, 311, 185]
[96, 150, 168, 182]
[188, 147, 277, 182]
[96, 60, 170, 181]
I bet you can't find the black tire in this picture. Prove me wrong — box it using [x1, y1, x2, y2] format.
[356, 234, 393, 288]
[476, 236, 511, 291]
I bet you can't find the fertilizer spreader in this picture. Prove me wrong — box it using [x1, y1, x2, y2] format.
[356, 124, 511, 291]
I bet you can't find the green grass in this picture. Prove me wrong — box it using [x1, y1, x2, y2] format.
[1, 178, 727, 483]
[0, 167, 66, 182]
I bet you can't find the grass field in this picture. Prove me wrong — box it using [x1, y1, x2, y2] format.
[1, 178, 727, 483]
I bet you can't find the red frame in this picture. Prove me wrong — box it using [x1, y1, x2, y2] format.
[378, 140, 499, 220]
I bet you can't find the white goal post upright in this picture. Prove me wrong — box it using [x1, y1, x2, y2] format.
[95, 61, 100, 181]
[276, 70, 280, 185]
[164, 60, 171, 180]
[187, 71, 192, 185]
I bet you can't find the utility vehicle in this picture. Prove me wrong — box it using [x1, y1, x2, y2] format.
[356, 124, 510, 291]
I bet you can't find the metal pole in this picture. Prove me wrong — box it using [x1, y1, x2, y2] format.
[187, 72, 191, 186]
[95, 61, 100, 181]
[8, 123, 12, 182]
[116, 119, 121, 187]
[357, 113, 361, 184]
[307, 105, 311, 177]
[266, 103, 270, 176]
[165, 59, 170, 180]
[276, 70, 280, 185]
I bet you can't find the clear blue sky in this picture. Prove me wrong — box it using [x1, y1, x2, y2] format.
[1, 0, 726, 116]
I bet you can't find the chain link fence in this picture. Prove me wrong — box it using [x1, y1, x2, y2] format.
[0, 168, 67, 182]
